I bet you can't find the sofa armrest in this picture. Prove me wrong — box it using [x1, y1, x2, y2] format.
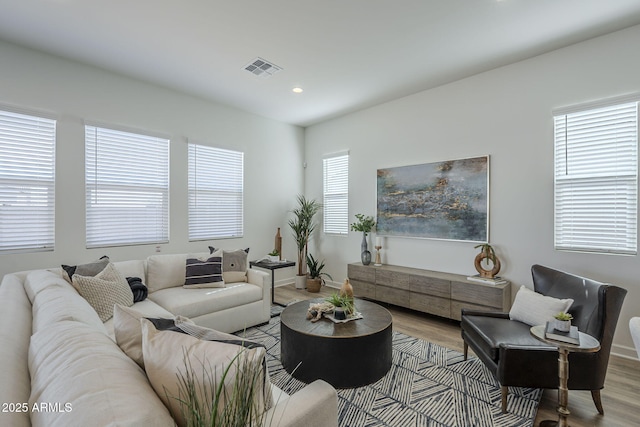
[0, 275, 32, 427]
[248, 268, 269, 290]
[461, 309, 510, 318]
[262, 380, 338, 427]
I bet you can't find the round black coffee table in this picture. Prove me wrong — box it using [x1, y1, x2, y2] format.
[280, 298, 393, 388]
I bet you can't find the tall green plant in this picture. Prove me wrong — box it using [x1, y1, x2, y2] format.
[288, 195, 321, 276]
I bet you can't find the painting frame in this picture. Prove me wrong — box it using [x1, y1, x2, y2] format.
[376, 155, 489, 243]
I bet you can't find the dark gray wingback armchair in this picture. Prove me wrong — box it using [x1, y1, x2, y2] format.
[460, 264, 627, 414]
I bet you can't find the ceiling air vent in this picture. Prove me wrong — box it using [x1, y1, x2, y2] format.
[243, 57, 282, 78]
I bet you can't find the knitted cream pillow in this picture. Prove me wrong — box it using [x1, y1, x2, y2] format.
[72, 262, 133, 322]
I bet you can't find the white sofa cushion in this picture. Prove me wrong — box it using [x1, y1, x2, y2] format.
[141, 318, 272, 427]
[28, 320, 174, 427]
[72, 263, 134, 322]
[146, 252, 206, 293]
[27, 270, 107, 334]
[149, 282, 262, 320]
[113, 259, 146, 281]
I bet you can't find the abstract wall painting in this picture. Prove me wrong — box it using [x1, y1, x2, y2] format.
[376, 156, 488, 242]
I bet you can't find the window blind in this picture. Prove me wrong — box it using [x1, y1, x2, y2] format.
[85, 125, 169, 248]
[0, 109, 56, 253]
[554, 101, 638, 254]
[188, 143, 244, 240]
[323, 152, 349, 234]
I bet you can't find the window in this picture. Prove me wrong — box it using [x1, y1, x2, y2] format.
[0, 108, 56, 253]
[85, 125, 169, 248]
[188, 142, 243, 240]
[323, 151, 349, 234]
[554, 97, 638, 255]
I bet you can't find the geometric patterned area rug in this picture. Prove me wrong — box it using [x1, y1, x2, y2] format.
[238, 317, 542, 427]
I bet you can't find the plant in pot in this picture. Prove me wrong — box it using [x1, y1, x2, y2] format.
[350, 214, 376, 265]
[326, 293, 355, 320]
[288, 195, 321, 289]
[306, 254, 333, 293]
[553, 311, 573, 332]
[267, 249, 279, 262]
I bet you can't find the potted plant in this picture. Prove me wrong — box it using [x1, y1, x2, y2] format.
[326, 293, 355, 318]
[288, 195, 321, 289]
[553, 312, 573, 332]
[306, 254, 333, 293]
[267, 249, 279, 262]
[350, 214, 376, 265]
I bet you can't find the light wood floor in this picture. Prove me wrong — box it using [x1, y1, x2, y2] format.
[274, 284, 640, 427]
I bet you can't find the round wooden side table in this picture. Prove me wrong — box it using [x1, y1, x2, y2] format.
[530, 325, 600, 427]
[280, 298, 393, 388]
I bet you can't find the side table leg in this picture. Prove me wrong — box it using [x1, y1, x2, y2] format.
[557, 348, 570, 427]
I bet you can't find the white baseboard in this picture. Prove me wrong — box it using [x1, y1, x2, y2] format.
[611, 343, 639, 361]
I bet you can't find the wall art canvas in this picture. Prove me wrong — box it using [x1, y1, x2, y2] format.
[377, 156, 488, 242]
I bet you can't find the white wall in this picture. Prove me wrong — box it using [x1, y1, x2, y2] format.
[305, 25, 640, 358]
[0, 40, 305, 280]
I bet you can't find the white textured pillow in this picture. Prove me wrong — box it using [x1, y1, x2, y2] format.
[72, 263, 134, 322]
[509, 285, 574, 327]
[141, 319, 272, 427]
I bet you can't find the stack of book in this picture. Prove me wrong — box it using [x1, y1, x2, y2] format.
[466, 274, 508, 285]
[544, 321, 580, 345]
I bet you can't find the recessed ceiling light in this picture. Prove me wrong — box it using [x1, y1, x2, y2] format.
[292, 87, 304, 93]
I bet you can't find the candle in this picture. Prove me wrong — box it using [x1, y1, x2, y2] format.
[375, 236, 382, 247]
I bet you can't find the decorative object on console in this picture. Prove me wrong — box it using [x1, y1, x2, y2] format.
[306, 253, 333, 293]
[473, 243, 500, 278]
[374, 236, 382, 266]
[275, 227, 282, 260]
[350, 213, 375, 265]
[288, 195, 321, 289]
[377, 156, 488, 241]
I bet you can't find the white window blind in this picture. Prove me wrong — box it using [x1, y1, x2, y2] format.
[188, 142, 244, 240]
[554, 100, 638, 255]
[0, 109, 56, 253]
[323, 152, 349, 234]
[85, 125, 169, 248]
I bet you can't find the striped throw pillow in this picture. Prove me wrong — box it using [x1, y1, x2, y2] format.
[183, 250, 225, 288]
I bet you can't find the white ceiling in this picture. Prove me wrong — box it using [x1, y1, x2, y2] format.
[1, 1, 640, 127]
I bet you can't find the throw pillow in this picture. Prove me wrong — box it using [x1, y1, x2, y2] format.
[222, 248, 249, 283]
[184, 250, 225, 288]
[141, 319, 273, 427]
[61, 255, 110, 283]
[509, 285, 574, 327]
[72, 262, 134, 322]
[113, 304, 194, 368]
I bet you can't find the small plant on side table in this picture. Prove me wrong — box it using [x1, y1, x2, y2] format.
[553, 312, 573, 332]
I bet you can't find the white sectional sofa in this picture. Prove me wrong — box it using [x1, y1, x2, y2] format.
[0, 253, 338, 427]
